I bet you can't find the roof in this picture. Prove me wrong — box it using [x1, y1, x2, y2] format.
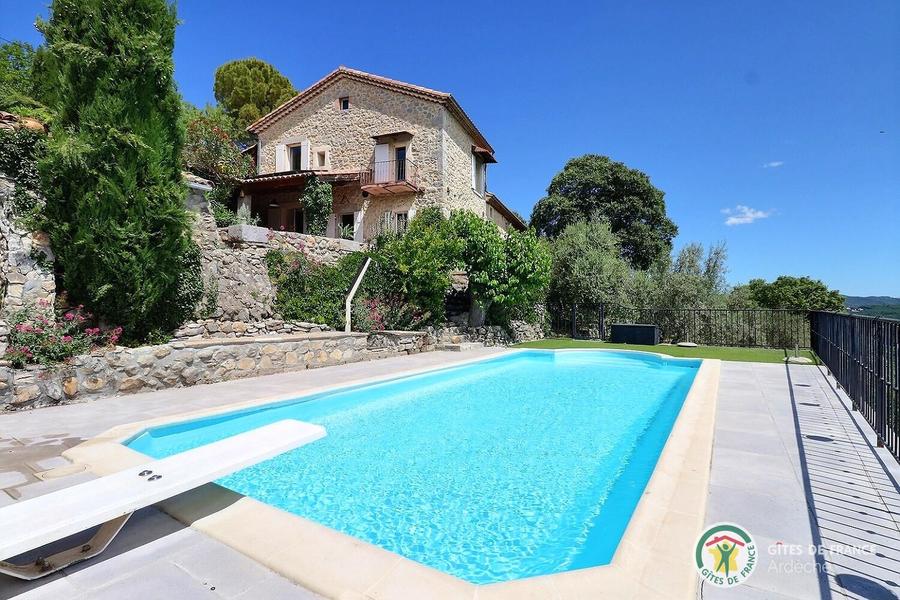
[486, 192, 527, 231]
[240, 169, 360, 192]
[246, 66, 494, 157]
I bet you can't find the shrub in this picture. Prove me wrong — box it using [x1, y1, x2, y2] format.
[4, 301, 121, 368]
[364, 212, 460, 324]
[267, 250, 366, 328]
[302, 176, 332, 236]
[0, 127, 47, 230]
[37, 0, 204, 342]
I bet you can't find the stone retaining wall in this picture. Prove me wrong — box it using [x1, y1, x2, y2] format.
[172, 318, 331, 340]
[0, 330, 431, 412]
[188, 186, 365, 324]
[428, 319, 545, 347]
[0, 176, 56, 317]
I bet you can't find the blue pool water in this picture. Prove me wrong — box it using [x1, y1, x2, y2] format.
[128, 350, 699, 583]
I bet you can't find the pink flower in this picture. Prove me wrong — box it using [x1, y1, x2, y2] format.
[85, 327, 100, 336]
[62, 335, 73, 343]
[64, 312, 75, 321]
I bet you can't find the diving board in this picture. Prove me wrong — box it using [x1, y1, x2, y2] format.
[0, 419, 325, 580]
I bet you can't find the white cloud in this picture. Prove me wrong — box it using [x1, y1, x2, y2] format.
[762, 161, 784, 168]
[721, 205, 773, 226]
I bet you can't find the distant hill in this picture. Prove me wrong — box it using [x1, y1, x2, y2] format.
[845, 296, 900, 319]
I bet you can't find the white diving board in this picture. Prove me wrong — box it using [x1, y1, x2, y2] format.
[0, 419, 325, 580]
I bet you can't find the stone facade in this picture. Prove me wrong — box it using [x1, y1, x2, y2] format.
[0, 330, 432, 412]
[252, 69, 493, 240]
[0, 176, 56, 317]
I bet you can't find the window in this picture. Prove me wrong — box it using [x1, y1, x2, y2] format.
[339, 97, 350, 110]
[339, 213, 355, 239]
[317, 151, 327, 168]
[395, 146, 407, 180]
[396, 212, 409, 233]
[290, 146, 304, 171]
[472, 155, 486, 196]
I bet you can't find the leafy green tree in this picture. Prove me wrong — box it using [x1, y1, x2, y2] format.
[530, 155, 678, 269]
[652, 242, 728, 309]
[550, 221, 630, 307]
[499, 228, 551, 312]
[448, 211, 506, 308]
[214, 58, 297, 129]
[447, 211, 551, 324]
[0, 41, 54, 124]
[38, 0, 202, 341]
[745, 276, 844, 311]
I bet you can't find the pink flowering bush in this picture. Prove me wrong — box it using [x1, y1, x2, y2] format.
[3, 301, 122, 368]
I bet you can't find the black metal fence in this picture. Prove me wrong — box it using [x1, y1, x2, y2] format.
[548, 304, 811, 349]
[811, 311, 900, 460]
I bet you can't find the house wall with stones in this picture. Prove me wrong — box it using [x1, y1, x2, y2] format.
[254, 74, 493, 235]
[441, 110, 489, 216]
[0, 330, 431, 411]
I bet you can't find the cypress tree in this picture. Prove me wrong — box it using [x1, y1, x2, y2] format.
[38, 0, 202, 341]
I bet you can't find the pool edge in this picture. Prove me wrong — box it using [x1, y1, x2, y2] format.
[64, 351, 721, 600]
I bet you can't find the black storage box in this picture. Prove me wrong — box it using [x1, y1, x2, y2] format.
[610, 323, 660, 345]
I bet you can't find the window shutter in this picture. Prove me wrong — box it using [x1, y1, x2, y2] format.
[275, 144, 287, 171]
[471, 154, 477, 189]
[353, 210, 364, 241]
[326, 213, 336, 238]
[300, 140, 310, 170]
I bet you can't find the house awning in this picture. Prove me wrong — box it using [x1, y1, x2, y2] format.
[372, 130, 414, 143]
[472, 145, 497, 163]
[240, 170, 360, 193]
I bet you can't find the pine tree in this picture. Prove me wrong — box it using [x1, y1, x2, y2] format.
[214, 58, 297, 129]
[38, 0, 202, 341]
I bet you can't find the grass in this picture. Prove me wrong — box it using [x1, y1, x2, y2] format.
[513, 338, 820, 364]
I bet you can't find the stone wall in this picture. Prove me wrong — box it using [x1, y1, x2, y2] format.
[0, 330, 432, 411]
[0, 176, 56, 316]
[188, 185, 364, 323]
[428, 319, 545, 347]
[172, 318, 330, 340]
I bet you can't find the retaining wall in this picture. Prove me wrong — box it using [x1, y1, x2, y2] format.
[0, 330, 430, 411]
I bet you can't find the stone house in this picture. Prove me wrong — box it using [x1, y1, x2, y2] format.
[241, 67, 525, 241]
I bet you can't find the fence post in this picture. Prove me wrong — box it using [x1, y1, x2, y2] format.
[875, 318, 885, 447]
[571, 304, 577, 339]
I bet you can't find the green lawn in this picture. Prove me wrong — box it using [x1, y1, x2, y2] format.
[513, 338, 819, 364]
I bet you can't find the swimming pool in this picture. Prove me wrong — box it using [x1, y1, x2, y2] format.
[128, 350, 700, 584]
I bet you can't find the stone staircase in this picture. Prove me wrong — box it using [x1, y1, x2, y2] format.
[432, 325, 485, 352]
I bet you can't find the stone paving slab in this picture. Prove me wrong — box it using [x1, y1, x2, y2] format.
[701, 362, 900, 600]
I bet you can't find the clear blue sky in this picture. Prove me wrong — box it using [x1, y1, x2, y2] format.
[3, 1, 898, 296]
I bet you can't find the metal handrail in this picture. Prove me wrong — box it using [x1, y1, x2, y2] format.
[360, 159, 418, 187]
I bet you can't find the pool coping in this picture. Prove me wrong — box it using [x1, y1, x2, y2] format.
[63, 349, 721, 600]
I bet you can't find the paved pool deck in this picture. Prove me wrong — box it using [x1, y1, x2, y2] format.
[1, 348, 898, 599]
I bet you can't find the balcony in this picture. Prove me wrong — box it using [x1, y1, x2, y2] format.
[360, 159, 419, 196]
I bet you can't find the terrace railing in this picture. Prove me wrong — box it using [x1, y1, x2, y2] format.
[810, 311, 900, 460]
[547, 304, 811, 349]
